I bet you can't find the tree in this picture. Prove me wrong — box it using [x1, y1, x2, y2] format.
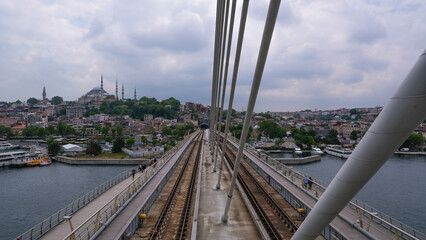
[36, 127, 46, 138]
[112, 137, 125, 153]
[275, 138, 284, 147]
[401, 133, 424, 149]
[27, 97, 39, 105]
[51, 96, 63, 105]
[152, 138, 158, 146]
[350, 108, 358, 115]
[102, 125, 110, 136]
[162, 126, 172, 136]
[86, 141, 102, 156]
[47, 138, 61, 156]
[95, 125, 102, 134]
[258, 120, 285, 139]
[46, 125, 56, 135]
[23, 126, 38, 137]
[229, 124, 252, 140]
[350, 130, 359, 141]
[81, 127, 87, 136]
[126, 137, 135, 147]
[59, 107, 66, 116]
[0, 126, 12, 137]
[105, 95, 116, 100]
[116, 125, 124, 136]
[174, 125, 187, 138]
[58, 121, 67, 136]
[141, 135, 148, 145]
[324, 129, 340, 144]
[147, 126, 156, 135]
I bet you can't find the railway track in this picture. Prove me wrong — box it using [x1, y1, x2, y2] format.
[221, 140, 299, 240]
[148, 132, 203, 240]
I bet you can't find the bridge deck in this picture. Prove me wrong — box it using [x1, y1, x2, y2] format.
[36, 132, 400, 240]
[95, 133, 197, 240]
[194, 134, 261, 239]
[39, 171, 144, 240]
[227, 137, 396, 240]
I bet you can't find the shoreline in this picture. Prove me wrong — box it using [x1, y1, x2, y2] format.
[54, 156, 151, 165]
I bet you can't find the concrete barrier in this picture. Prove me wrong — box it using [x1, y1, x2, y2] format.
[274, 155, 321, 165]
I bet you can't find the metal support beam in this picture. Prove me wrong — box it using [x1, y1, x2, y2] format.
[217, 0, 249, 189]
[222, 0, 281, 222]
[291, 49, 426, 239]
[213, 0, 230, 172]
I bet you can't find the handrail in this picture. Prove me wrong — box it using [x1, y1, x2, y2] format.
[242, 140, 424, 240]
[17, 131, 197, 240]
[17, 169, 132, 240]
[62, 131, 197, 240]
[62, 169, 148, 240]
[348, 201, 420, 240]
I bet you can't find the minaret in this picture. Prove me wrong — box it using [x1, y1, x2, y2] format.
[42, 86, 46, 100]
[100, 75, 104, 100]
[122, 83, 124, 100]
[116, 80, 118, 100]
[134, 87, 136, 100]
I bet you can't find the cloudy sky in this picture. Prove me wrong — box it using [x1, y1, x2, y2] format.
[0, 0, 425, 112]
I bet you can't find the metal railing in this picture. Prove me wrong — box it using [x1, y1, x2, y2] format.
[17, 169, 132, 240]
[237, 139, 425, 240]
[62, 131, 196, 240]
[17, 131, 196, 240]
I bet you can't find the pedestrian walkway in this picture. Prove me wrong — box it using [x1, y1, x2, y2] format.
[39, 171, 143, 240]
[196, 134, 261, 239]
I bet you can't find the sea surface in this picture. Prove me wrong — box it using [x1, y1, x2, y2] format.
[1, 154, 425, 239]
[0, 163, 133, 239]
[269, 152, 426, 234]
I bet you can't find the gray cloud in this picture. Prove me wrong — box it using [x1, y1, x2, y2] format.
[0, 0, 425, 111]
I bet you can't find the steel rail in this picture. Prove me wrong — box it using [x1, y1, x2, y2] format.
[149, 133, 202, 240]
[225, 143, 299, 233]
[176, 132, 203, 239]
[223, 144, 283, 239]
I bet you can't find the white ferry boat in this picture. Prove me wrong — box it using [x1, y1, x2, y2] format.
[325, 145, 352, 159]
[0, 150, 29, 167]
[294, 147, 303, 155]
[0, 139, 19, 151]
[311, 147, 324, 155]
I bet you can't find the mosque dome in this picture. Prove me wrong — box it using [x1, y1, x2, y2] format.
[77, 76, 110, 104]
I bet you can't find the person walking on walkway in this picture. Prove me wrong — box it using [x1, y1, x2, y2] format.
[308, 177, 313, 189]
[132, 168, 136, 180]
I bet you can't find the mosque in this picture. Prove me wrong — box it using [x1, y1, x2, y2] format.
[77, 75, 137, 104]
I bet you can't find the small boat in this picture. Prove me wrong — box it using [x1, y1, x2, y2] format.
[26, 159, 41, 166]
[40, 157, 52, 166]
[294, 147, 303, 155]
[27, 156, 52, 166]
[325, 145, 352, 159]
[311, 147, 324, 155]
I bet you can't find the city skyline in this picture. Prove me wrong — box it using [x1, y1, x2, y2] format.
[0, 1, 425, 111]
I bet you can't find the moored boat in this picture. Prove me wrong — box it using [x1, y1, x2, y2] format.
[40, 157, 52, 166]
[294, 147, 303, 155]
[325, 145, 352, 159]
[0, 150, 29, 168]
[26, 159, 41, 166]
[311, 147, 324, 155]
[0, 139, 19, 151]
